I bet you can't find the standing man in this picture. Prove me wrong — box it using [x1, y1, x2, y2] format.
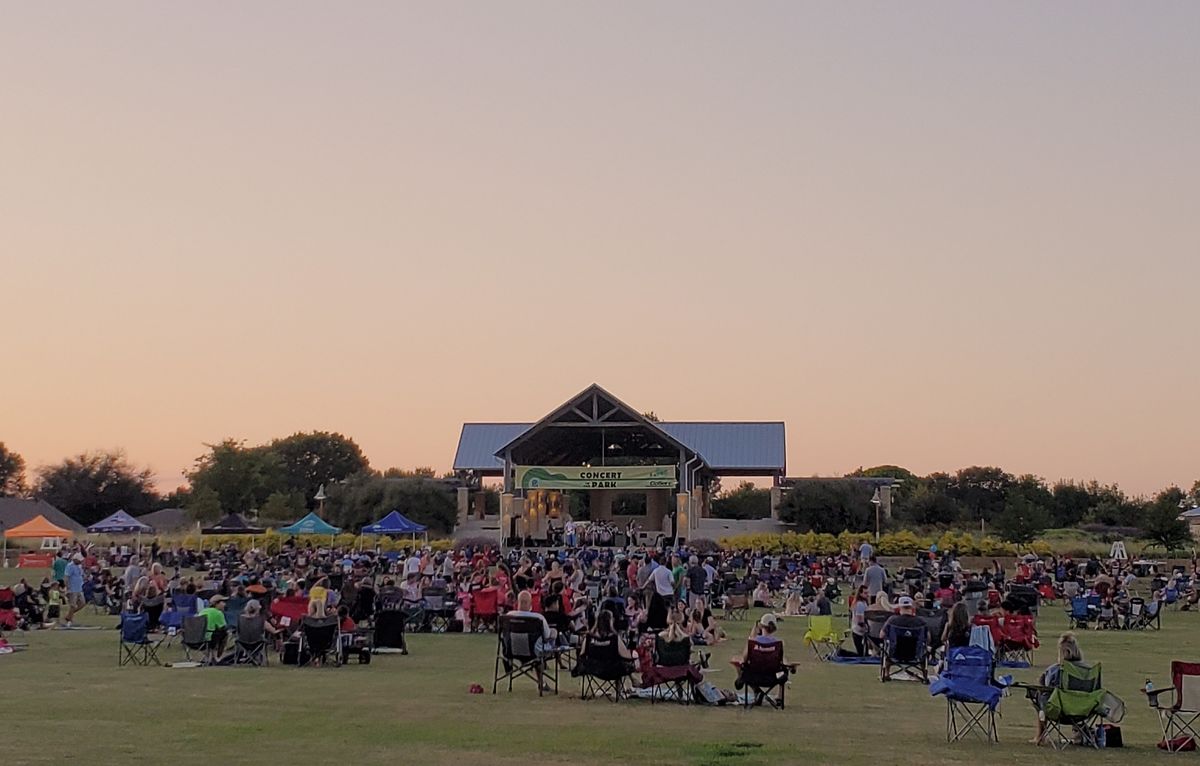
[858, 539, 874, 565]
[686, 555, 708, 605]
[63, 552, 85, 627]
[648, 553, 675, 631]
[52, 550, 69, 585]
[863, 556, 887, 601]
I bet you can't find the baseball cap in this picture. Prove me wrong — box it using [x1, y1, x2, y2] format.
[897, 596, 915, 608]
[759, 613, 778, 628]
[72, 553, 84, 562]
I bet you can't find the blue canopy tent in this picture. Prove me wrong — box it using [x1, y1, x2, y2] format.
[361, 510, 427, 548]
[87, 509, 154, 558]
[277, 512, 341, 536]
[87, 510, 154, 535]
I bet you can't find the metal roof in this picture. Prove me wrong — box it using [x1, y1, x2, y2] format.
[453, 423, 530, 472]
[453, 421, 785, 474]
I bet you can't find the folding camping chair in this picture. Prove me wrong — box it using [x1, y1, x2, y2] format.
[919, 607, 948, 665]
[881, 622, 929, 683]
[723, 592, 749, 621]
[733, 639, 796, 709]
[0, 588, 17, 632]
[118, 612, 163, 666]
[997, 614, 1039, 667]
[181, 615, 215, 664]
[1066, 596, 1091, 630]
[1143, 598, 1163, 631]
[422, 586, 454, 633]
[1146, 661, 1200, 753]
[803, 615, 843, 661]
[575, 632, 635, 702]
[299, 615, 341, 667]
[470, 587, 499, 633]
[637, 635, 702, 704]
[930, 646, 1006, 743]
[1027, 661, 1109, 749]
[494, 614, 560, 696]
[234, 614, 268, 666]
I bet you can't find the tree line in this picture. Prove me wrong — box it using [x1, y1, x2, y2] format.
[0, 436, 458, 534]
[712, 465, 1199, 552]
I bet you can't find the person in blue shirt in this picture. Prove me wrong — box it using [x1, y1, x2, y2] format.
[64, 553, 85, 627]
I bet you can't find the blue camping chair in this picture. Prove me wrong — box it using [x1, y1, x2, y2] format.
[1066, 597, 1090, 630]
[931, 646, 1009, 742]
[118, 612, 163, 666]
[881, 622, 929, 684]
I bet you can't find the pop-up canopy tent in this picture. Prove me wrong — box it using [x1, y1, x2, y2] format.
[201, 514, 266, 535]
[361, 511, 427, 549]
[277, 512, 341, 536]
[87, 510, 153, 535]
[3, 514, 74, 559]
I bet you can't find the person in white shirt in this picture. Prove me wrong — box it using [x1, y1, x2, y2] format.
[647, 554, 675, 631]
[404, 552, 421, 577]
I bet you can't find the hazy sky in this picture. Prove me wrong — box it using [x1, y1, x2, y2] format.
[2, 3, 1197, 496]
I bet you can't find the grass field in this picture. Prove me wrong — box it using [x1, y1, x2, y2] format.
[2, 568, 1191, 766]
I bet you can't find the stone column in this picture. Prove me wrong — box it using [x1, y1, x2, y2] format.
[456, 487, 469, 527]
[676, 492, 691, 542]
[513, 497, 530, 539]
[770, 486, 782, 522]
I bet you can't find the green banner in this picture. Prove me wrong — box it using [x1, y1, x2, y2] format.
[516, 465, 677, 490]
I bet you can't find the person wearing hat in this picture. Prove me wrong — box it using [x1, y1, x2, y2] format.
[879, 596, 927, 676]
[63, 552, 86, 627]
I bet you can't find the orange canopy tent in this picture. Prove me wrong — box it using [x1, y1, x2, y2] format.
[3, 515, 73, 539]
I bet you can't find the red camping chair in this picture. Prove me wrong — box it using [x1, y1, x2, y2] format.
[0, 588, 17, 631]
[269, 595, 310, 629]
[471, 587, 499, 632]
[997, 614, 1039, 666]
[972, 614, 1004, 648]
[1148, 661, 1200, 752]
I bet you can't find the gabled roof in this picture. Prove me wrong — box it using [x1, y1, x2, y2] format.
[0, 498, 86, 534]
[452, 386, 786, 475]
[137, 508, 191, 533]
[494, 383, 697, 462]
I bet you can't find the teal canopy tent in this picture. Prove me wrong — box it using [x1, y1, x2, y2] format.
[277, 512, 342, 536]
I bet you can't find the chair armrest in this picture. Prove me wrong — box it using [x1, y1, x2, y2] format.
[1143, 687, 1173, 709]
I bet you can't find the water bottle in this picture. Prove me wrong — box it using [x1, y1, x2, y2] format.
[1145, 679, 1154, 694]
[1096, 724, 1107, 748]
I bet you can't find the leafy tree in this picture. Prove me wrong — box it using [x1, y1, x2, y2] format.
[896, 482, 961, 526]
[847, 465, 917, 506]
[779, 480, 874, 534]
[327, 474, 457, 533]
[993, 491, 1052, 544]
[0, 442, 27, 497]
[269, 431, 369, 509]
[1140, 486, 1192, 553]
[188, 439, 286, 516]
[945, 466, 1015, 523]
[711, 481, 771, 520]
[1049, 481, 1092, 528]
[186, 486, 223, 524]
[259, 490, 306, 524]
[35, 450, 160, 526]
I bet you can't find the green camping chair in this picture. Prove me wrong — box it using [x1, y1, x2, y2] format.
[1032, 661, 1112, 749]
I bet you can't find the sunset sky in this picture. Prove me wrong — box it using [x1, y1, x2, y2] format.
[2, 3, 1197, 497]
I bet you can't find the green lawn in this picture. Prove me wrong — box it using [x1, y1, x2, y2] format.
[2, 569, 1191, 766]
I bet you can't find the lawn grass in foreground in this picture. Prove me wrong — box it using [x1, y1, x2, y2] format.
[1, 573, 1191, 766]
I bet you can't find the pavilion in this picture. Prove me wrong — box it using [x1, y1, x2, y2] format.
[451, 384, 786, 544]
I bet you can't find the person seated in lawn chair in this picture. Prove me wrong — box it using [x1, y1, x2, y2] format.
[731, 614, 798, 708]
[880, 597, 930, 683]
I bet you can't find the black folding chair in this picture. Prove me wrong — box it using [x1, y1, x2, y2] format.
[181, 615, 215, 664]
[494, 614, 559, 696]
[234, 614, 268, 666]
[575, 633, 634, 702]
[300, 615, 341, 667]
[881, 622, 929, 684]
[735, 639, 795, 709]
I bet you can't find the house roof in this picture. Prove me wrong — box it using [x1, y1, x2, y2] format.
[454, 420, 786, 474]
[136, 508, 192, 533]
[0, 498, 86, 534]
